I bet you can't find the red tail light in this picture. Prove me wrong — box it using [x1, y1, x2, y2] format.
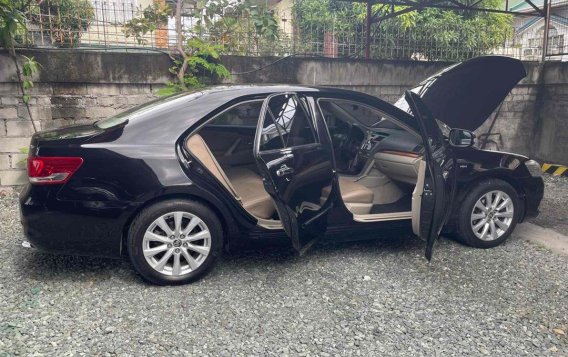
[27, 156, 84, 185]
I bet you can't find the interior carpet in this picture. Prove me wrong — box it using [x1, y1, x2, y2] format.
[370, 195, 412, 214]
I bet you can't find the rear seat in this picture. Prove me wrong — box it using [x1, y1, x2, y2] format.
[186, 134, 276, 219]
[225, 167, 275, 219]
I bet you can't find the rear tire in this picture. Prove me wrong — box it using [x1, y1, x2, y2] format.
[127, 199, 223, 285]
[456, 179, 520, 248]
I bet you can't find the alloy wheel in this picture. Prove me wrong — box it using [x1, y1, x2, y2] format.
[143, 211, 211, 276]
[470, 190, 514, 241]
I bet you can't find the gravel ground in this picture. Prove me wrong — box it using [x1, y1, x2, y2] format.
[528, 174, 568, 234]
[1, 191, 567, 356]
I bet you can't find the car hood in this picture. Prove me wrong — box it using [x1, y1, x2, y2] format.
[395, 56, 526, 131]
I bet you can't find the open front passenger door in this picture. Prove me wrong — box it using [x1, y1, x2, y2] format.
[406, 91, 456, 261]
[254, 93, 335, 255]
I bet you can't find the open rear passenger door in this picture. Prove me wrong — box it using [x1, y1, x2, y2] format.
[254, 93, 335, 255]
[405, 91, 456, 261]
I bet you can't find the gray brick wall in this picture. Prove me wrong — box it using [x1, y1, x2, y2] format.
[0, 86, 159, 190]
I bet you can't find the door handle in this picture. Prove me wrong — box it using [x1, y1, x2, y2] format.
[276, 164, 294, 177]
[266, 153, 294, 169]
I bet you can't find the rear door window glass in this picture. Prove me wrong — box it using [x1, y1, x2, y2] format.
[259, 94, 317, 151]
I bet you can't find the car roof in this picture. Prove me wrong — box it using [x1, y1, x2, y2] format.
[183, 84, 379, 98]
[112, 84, 414, 146]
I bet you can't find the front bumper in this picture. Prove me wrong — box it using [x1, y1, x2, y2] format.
[519, 176, 544, 221]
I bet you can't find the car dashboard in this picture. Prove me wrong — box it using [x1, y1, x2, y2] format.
[345, 127, 423, 176]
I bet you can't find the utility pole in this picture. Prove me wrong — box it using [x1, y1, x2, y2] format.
[541, 0, 551, 62]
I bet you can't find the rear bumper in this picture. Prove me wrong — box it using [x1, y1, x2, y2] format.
[19, 183, 134, 258]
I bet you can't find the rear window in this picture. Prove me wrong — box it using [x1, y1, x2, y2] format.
[95, 91, 203, 129]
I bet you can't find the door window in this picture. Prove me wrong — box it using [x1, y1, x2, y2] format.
[259, 94, 317, 151]
[207, 101, 263, 127]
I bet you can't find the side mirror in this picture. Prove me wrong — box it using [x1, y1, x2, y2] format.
[449, 128, 476, 148]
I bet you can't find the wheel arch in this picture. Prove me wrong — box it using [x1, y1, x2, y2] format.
[449, 172, 527, 229]
[120, 192, 240, 257]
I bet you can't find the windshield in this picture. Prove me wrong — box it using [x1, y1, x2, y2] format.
[95, 91, 203, 129]
[395, 93, 452, 136]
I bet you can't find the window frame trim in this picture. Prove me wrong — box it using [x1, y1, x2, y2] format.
[316, 97, 422, 140]
[256, 93, 321, 154]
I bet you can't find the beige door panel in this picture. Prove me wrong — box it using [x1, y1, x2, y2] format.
[411, 160, 427, 236]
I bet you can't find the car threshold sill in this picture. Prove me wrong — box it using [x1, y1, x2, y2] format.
[352, 211, 412, 223]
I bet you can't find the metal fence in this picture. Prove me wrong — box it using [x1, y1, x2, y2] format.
[15, 1, 567, 61]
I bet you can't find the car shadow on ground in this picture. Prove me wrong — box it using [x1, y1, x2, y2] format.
[14, 234, 427, 285]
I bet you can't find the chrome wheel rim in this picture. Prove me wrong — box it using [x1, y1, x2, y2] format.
[470, 190, 514, 241]
[143, 212, 211, 276]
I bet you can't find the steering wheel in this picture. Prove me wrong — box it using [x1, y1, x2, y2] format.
[337, 124, 354, 154]
[342, 125, 364, 172]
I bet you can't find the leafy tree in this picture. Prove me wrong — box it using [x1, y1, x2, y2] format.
[159, 37, 230, 96]
[193, 0, 283, 55]
[411, 0, 513, 60]
[124, 0, 282, 94]
[293, 0, 512, 61]
[123, 1, 169, 45]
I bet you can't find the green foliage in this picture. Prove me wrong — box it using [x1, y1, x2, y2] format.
[0, 0, 40, 131]
[195, 0, 284, 55]
[0, 0, 30, 49]
[410, 0, 513, 60]
[250, 7, 279, 41]
[159, 37, 230, 96]
[124, 2, 170, 45]
[36, 0, 95, 48]
[124, 0, 254, 95]
[293, 0, 513, 61]
[293, 0, 355, 31]
[21, 55, 40, 104]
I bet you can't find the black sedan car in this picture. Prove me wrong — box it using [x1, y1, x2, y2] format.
[20, 56, 544, 285]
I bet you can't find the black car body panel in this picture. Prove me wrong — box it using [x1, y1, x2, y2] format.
[447, 147, 544, 226]
[396, 56, 527, 131]
[20, 76, 544, 259]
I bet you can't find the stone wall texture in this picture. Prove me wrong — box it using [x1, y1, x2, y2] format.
[0, 49, 567, 190]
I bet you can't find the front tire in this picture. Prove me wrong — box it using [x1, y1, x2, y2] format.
[127, 199, 223, 285]
[456, 179, 520, 248]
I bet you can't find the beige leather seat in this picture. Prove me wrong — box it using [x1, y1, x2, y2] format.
[321, 178, 374, 214]
[225, 167, 275, 219]
[186, 134, 275, 219]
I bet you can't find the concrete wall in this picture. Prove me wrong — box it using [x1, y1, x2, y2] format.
[0, 49, 169, 190]
[0, 49, 566, 190]
[535, 64, 568, 165]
